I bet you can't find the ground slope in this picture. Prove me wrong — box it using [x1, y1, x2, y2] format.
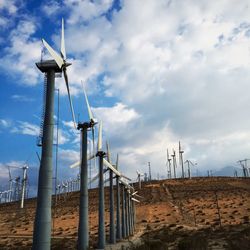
[0, 177, 249, 249]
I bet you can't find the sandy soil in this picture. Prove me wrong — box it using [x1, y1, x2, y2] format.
[0, 177, 249, 249]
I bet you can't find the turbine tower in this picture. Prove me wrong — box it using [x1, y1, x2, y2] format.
[20, 164, 28, 209]
[96, 121, 106, 249]
[115, 154, 121, 240]
[106, 141, 115, 244]
[136, 170, 144, 189]
[184, 160, 196, 179]
[171, 149, 177, 179]
[32, 19, 76, 250]
[167, 149, 172, 179]
[77, 85, 97, 250]
[179, 141, 184, 178]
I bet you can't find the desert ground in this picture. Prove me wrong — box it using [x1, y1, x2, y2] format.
[0, 177, 249, 249]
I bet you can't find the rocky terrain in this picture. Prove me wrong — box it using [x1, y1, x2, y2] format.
[0, 177, 249, 249]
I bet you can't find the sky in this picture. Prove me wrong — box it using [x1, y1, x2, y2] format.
[1, 0, 250, 195]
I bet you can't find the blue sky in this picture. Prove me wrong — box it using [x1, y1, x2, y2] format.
[1, 0, 250, 194]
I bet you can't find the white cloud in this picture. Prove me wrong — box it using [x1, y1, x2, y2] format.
[1, 19, 41, 85]
[11, 94, 34, 102]
[66, 0, 250, 176]
[64, 0, 113, 24]
[11, 121, 39, 136]
[0, 0, 18, 14]
[2, 1, 250, 179]
[92, 102, 140, 135]
[42, 1, 61, 16]
[0, 119, 11, 128]
[55, 128, 70, 145]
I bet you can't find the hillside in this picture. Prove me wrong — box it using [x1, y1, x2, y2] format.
[0, 177, 250, 249]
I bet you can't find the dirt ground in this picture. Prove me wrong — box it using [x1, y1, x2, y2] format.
[0, 177, 249, 249]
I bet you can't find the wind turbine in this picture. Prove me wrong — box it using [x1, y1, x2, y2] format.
[33, 19, 76, 250]
[184, 160, 197, 179]
[171, 149, 177, 179]
[106, 141, 115, 244]
[96, 121, 106, 249]
[6, 164, 28, 206]
[77, 84, 97, 250]
[179, 141, 184, 178]
[167, 149, 172, 179]
[95, 123, 131, 246]
[136, 170, 144, 189]
[148, 162, 151, 181]
[7, 166, 13, 202]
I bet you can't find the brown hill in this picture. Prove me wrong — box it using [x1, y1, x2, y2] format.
[0, 177, 249, 249]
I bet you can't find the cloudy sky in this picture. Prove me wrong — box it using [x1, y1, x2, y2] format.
[1, 0, 250, 194]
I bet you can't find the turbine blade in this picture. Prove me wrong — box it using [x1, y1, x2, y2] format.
[42, 39, 64, 68]
[70, 161, 80, 169]
[103, 158, 121, 177]
[97, 121, 102, 151]
[119, 177, 129, 187]
[8, 166, 11, 181]
[89, 172, 99, 184]
[63, 68, 76, 129]
[115, 154, 119, 170]
[91, 126, 96, 163]
[131, 197, 140, 203]
[70, 153, 95, 168]
[61, 18, 66, 60]
[121, 174, 131, 181]
[82, 83, 94, 121]
[106, 141, 111, 163]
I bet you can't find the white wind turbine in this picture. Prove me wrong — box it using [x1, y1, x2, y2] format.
[33, 18, 76, 250]
[136, 170, 144, 189]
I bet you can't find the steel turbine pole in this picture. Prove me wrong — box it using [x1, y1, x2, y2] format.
[97, 151, 106, 249]
[32, 69, 55, 250]
[77, 123, 90, 250]
[109, 169, 115, 244]
[20, 166, 28, 209]
[125, 189, 129, 236]
[116, 180, 121, 240]
[121, 184, 126, 238]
